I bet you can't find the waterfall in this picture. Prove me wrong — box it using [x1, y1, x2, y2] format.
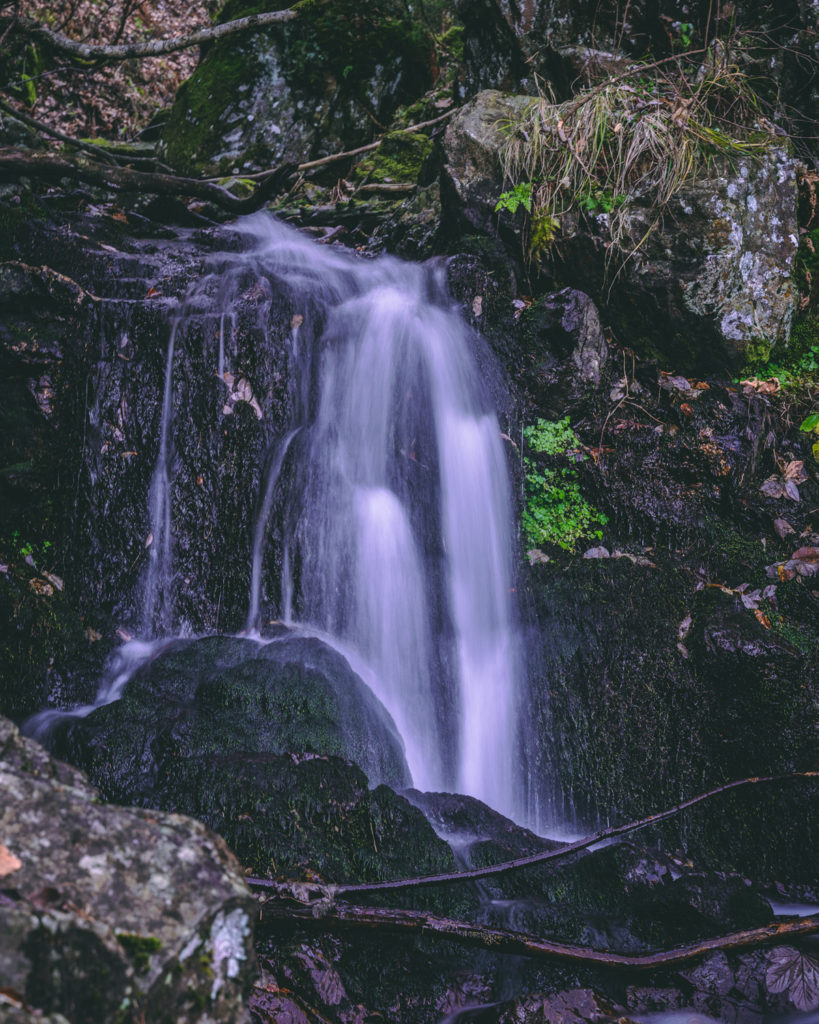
[138, 213, 525, 819]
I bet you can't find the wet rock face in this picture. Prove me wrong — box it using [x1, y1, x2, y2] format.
[0, 715, 256, 1024]
[444, 91, 800, 370]
[160, 0, 437, 177]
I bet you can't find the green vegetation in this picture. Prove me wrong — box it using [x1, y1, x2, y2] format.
[495, 48, 776, 262]
[355, 131, 433, 184]
[737, 316, 819, 388]
[116, 933, 162, 974]
[494, 182, 532, 215]
[522, 418, 607, 552]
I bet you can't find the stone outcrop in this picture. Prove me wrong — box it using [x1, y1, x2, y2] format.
[444, 90, 801, 369]
[159, 0, 438, 177]
[0, 715, 257, 1023]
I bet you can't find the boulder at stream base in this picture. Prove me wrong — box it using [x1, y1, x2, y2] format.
[0, 715, 256, 1024]
[53, 632, 465, 892]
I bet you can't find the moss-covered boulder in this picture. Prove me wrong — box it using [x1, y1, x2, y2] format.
[160, 0, 438, 177]
[58, 632, 411, 794]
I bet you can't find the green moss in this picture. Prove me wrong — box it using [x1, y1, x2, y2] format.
[116, 933, 162, 974]
[162, 40, 251, 175]
[162, 0, 435, 175]
[354, 132, 433, 183]
[438, 24, 464, 60]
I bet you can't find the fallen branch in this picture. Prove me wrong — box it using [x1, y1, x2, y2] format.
[205, 108, 458, 183]
[262, 900, 819, 969]
[0, 150, 297, 215]
[0, 10, 297, 63]
[247, 771, 819, 897]
[0, 97, 117, 164]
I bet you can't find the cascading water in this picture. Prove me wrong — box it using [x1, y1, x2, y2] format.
[33, 212, 527, 821]
[229, 216, 523, 817]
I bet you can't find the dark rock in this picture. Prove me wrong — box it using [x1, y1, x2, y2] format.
[59, 632, 411, 795]
[52, 633, 469, 891]
[0, 715, 256, 1024]
[493, 988, 634, 1023]
[519, 289, 608, 384]
[159, 0, 438, 177]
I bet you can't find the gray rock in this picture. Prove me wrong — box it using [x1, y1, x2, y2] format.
[444, 91, 800, 368]
[521, 288, 608, 383]
[0, 716, 256, 1024]
[444, 89, 531, 236]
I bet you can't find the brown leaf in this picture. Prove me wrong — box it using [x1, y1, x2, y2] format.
[767, 946, 819, 1011]
[680, 402, 693, 417]
[773, 518, 795, 539]
[0, 844, 22, 877]
[783, 460, 808, 483]
[793, 547, 819, 563]
[754, 609, 771, 629]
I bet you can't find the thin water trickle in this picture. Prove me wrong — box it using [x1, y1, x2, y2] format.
[142, 321, 178, 635]
[246, 427, 300, 633]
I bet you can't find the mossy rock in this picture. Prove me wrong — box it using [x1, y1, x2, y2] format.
[160, 0, 438, 177]
[355, 132, 434, 184]
[59, 632, 411, 795]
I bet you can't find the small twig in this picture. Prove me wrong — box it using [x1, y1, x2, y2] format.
[210, 109, 458, 183]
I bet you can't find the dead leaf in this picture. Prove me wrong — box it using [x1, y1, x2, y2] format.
[85, 627, 102, 642]
[760, 476, 785, 499]
[767, 947, 819, 1011]
[773, 518, 795, 539]
[116, 627, 133, 642]
[754, 609, 772, 629]
[41, 571, 64, 592]
[783, 460, 808, 483]
[29, 578, 53, 597]
[680, 402, 693, 417]
[741, 377, 781, 394]
[472, 296, 483, 317]
[792, 547, 819, 562]
[0, 844, 22, 877]
[145, 532, 153, 548]
[583, 546, 610, 559]
[290, 314, 304, 330]
[784, 479, 801, 502]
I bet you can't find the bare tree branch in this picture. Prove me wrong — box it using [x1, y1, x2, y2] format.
[262, 901, 819, 969]
[0, 96, 118, 162]
[246, 771, 819, 897]
[0, 9, 297, 63]
[0, 149, 297, 213]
